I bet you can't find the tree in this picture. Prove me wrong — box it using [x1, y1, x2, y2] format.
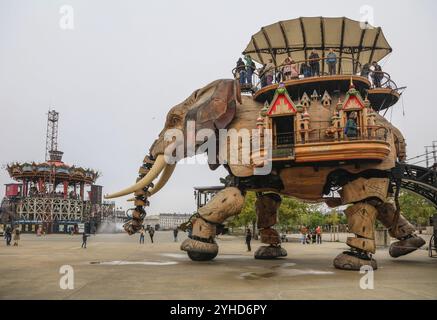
[227, 192, 257, 233]
[398, 190, 436, 227]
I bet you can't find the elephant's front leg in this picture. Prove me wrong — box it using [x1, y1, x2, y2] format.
[254, 193, 287, 259]
[180, 187, 245, 261]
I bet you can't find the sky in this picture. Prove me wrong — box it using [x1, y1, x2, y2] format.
[0, 0, 436, 214]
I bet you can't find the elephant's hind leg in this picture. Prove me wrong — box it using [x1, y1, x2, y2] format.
[333, 178, 387, 270]
[254, 193, 287, 259]
[180, 187, 245, 261]
[376, 202, 425, 258]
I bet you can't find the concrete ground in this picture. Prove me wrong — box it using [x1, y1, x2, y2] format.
[0, 232, 436, 300]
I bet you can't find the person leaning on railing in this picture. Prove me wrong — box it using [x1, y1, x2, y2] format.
[371, 61, 383, 88]
[264, 59, 275, 85]
[309, 49, 320, 76]
[258, 64, 267, 87]
[282, 57, 299, 81]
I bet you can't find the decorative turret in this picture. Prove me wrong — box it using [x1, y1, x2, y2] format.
[321, 90, 332, 107]
[300, 92, 311, 108]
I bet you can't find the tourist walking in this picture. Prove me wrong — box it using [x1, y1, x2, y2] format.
[316, 225, 322, 244]
[300, 226, 308, 244]
[173, 227, 179, 242]
[326, 49, 337, 75]
[139, 227, 145, 244]
[148, 227, 155, 243]
[245, 228, 252, 252]
[13, 227, 20, 246]
[81, 232, 89, 248]
[4, 226, 12, 246]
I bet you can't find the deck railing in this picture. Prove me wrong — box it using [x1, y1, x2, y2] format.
[232, 57, 398, 93]
[273, 125, 388, 150]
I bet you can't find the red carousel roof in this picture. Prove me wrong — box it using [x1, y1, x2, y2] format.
[7, 160, 99, 184]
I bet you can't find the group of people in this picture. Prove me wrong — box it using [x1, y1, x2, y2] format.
[139, 226, 155, 244]
[361, 61, 384, 88]
[236, 55, 256, 86]
[300, 225, 323, 245]
[235, 49, 384, 89]
[3, 226, 21, 246]
[236, 49, 338, 88]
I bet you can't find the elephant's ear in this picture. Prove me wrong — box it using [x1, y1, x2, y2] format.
[185, 79, 240, 171]
[194, 79, 239, 131]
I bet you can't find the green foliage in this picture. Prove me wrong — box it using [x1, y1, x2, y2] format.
[227, 192, 257, 228]
[398, 190, 436, 226]
[228, 193, 345, 231]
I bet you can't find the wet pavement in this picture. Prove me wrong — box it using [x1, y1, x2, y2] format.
[0, 232, 436, 299]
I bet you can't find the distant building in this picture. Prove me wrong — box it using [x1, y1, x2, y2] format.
[144, 215, 160, 229]
[159, 213, 191, 230]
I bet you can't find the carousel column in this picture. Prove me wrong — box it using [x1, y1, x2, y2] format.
[22, 178, 27, 197]
[80, 182, 84, 200]
[63, 181, 68, 199]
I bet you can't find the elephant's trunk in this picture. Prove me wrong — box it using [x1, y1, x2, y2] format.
[104, 154, 167, 199]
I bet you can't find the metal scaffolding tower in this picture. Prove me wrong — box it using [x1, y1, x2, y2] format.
[45, 110, 63, 162]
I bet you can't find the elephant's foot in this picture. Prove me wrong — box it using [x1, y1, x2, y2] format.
[333, 251, 377, 270]
[389, 234, 425, 258]
[181, 238, 218, 261]
[180, 187, 245, 262]
[254, 245, 287, 259]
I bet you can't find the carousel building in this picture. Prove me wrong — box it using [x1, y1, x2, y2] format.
[1, 110, 118, 233]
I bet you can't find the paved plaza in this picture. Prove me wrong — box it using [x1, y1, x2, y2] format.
[0, 232, 436, 300]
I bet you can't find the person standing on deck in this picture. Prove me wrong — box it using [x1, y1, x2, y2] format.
[371, 61, 383, 88]
[236, 58, 246, 85]
[309, 49, 320, 76]
[244, 55, 255, 86]
[264, 59, 275, 85]
[326, 49, 337, 75]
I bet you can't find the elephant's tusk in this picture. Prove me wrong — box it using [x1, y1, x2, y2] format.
[148, 164, 176, 196]
[104, 154, 166, 199]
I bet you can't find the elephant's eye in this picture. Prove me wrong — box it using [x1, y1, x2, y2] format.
[169, 115, 181, 127]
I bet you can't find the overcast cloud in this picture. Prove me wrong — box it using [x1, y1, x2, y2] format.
[0, 0, 436, 214]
